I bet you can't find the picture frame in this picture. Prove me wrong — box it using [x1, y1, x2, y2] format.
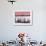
[15, 10, 33, 26]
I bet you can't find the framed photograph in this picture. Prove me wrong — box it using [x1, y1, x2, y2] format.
[15, 10, 33, 26]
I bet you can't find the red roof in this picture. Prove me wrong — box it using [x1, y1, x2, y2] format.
[15, 12, 30, 16]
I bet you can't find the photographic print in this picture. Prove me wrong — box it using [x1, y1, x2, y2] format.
[15, 11, 32, 26]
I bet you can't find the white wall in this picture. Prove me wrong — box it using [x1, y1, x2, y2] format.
[0, 0, 46, 42]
